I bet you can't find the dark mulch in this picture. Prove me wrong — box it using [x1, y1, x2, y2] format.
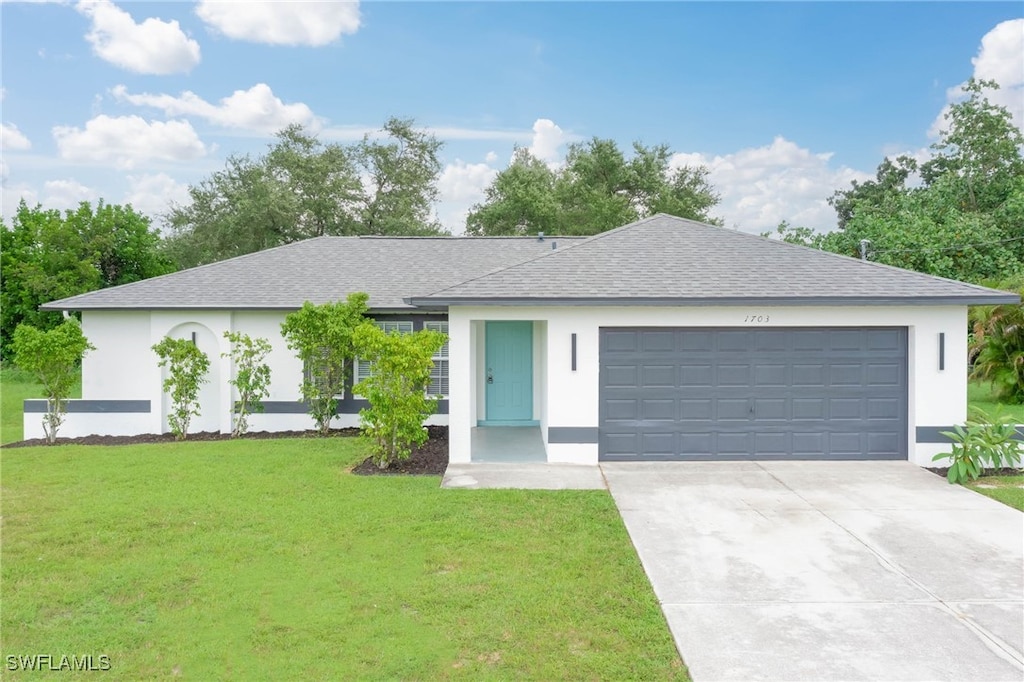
[3, 424, 451, 476]
[926, 466, 1024, 479]
[2, 428, 362, 449]
[350, 426, 449, 476]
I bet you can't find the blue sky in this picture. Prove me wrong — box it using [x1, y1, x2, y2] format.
[2, 2, 1022, 234]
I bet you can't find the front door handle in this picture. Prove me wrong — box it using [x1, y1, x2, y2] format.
[487, 368, 494, 384]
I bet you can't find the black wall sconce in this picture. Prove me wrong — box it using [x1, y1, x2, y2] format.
[571, 333, 577, 371]
[938, 332, 945, 371]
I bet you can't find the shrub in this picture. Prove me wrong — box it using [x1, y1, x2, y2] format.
[223, 331, 272, 437]
[353, 322, 446, 468]
[969, 278, 1024, 404]
[935, 408, 1023, 484]
[152, 336, 211, 440]
[11, 320, 94, 444]
[280, 293, 369, 435]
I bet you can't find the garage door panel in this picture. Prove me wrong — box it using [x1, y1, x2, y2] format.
[718, 399, 751, 420]
[604, 399, 637, 420]
[754, 398, 787, 420]
[829, 398, 863, 420]
[641, 365, 675, 387]
[717, 432, 753, 454]
[830, 364, 863, 386]
[680, 399, 713, 420]
[717, 364, 751, 385]
[754, 364, 787, 386]
[792, 364, 825, 386]
[641, 331, 676, 352]
[641, 399, 675, 421]
[642, 432, 677, 455]
[599, 327, 907, 461]
[680, 365, 713, 385]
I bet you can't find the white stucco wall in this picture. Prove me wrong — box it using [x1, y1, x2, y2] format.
[447, 304, 970, 467]
[25, 309, 447, 439]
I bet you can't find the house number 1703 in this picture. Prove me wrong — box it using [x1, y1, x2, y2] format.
[744, 315, 770, 323]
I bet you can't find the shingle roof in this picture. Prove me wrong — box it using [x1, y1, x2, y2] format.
[407, 214, 1019, 306]
[42, 235, 584, 311]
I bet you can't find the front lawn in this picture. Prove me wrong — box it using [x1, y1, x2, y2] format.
[1, 439, 687, 680]
[966, 475, 1024, 512]
[968, 380, 1024, 423]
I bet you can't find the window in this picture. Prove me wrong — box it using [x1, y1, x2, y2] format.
[425, 321, 449, 397]
[354, 321, 414, 388]
[305, 347, 344, 397]
[352, 320, 449, 398]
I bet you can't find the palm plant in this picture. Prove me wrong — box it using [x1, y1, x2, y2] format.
[970, 282, 1024, 404]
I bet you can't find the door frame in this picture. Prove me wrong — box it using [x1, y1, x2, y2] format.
[480, 320, 536, 426]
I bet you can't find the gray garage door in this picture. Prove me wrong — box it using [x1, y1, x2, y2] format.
[599, 328, 907, 461]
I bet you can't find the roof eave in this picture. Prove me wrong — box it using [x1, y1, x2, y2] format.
[406, 294, 1021, 307]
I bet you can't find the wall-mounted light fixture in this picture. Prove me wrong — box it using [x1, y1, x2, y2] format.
[938, 332, 945, 371]
[571, 333, 577, 371]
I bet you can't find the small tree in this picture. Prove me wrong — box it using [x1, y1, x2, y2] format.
[12, 320, 94, 444]
[353, 322, 446, 468]
[223, 331, 273, 437]
[280, 293, 369, 435]
[152, 336, 211, 440]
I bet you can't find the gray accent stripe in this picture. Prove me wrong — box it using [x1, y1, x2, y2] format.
[548, 427, 599, 444]
[600, 453, 906, 462]
[23, 400, 151, 414]
[917, 426, 1024, 443]
[407, 295, 1019, 307]
[261, 400, 449, 415]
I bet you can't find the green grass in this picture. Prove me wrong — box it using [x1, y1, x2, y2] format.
[0, 368, 81, 444]
[967, 380, 1024, 423]
[1, 439, 688, 680]
[966, 475, 1024, 512]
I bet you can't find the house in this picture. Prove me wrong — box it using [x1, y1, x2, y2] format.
[30, 214, 1018, 466]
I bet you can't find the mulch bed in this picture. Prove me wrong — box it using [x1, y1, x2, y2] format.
[3, 425, 450, 477]
[926, 466, 1023, 479]
[350, 426, 449, 476]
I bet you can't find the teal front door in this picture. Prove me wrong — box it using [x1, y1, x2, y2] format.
[485, 321, 533, 423]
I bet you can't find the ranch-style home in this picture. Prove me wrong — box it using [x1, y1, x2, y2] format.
[30, 214, 1019, 467]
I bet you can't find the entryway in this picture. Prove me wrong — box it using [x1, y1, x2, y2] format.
[470, 426, 546, 462]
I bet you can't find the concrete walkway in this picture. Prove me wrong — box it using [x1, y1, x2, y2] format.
[441, 462, 605, 490]
[602, 461, 1024, 681]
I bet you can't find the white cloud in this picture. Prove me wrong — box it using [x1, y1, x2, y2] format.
[485, 151, 498, 163]
[112, 83, 321, 134]
[438, 159, 497, 203]
[528, 118, 566, 162]
[196, 1, 360, 47]
[671, 136, 870, 234]
[77, 0, 200, 74]
[53, 114, 207, 169]
[1, 122, 32, 150]
[930, 19, 1024, 137]
[123, 173, 191, 216]
[42, 178, 98, 207]
[1, 184, 39, 220]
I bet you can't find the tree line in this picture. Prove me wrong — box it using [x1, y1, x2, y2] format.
[3, 83, 1021, 398]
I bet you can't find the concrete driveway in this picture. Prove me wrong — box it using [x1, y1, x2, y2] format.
[602, 461, 1024, 681]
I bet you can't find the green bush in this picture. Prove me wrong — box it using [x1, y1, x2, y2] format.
[153, 337, 210, 440]
[969, 277, 1024, 404]
[11, 320, 93, 444]
[223, 331, 272, 437]
[353, 323, 446, 468]
[280, 294, 369, 435]
[935, 408, 1023, 484]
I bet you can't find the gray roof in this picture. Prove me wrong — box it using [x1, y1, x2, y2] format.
[407, 214, 1020, 307]
[43, 235, 584, 311]
[45, 215, 1018, 312]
